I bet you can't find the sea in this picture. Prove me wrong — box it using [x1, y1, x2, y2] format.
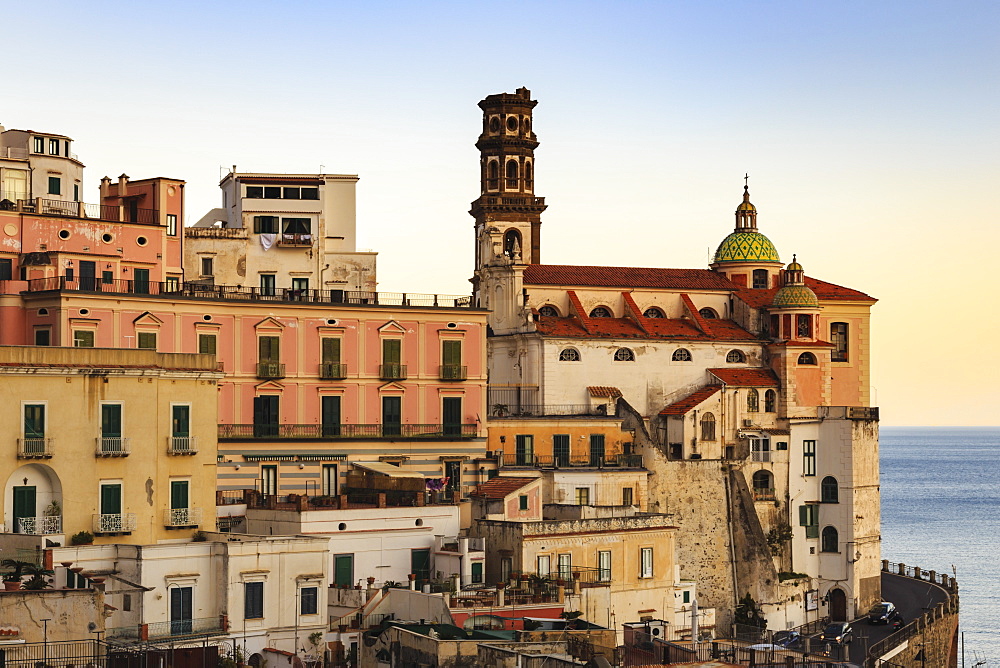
[881, 426, 1000, 665]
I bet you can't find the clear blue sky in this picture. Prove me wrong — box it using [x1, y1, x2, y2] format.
[4, 1, 998, 424]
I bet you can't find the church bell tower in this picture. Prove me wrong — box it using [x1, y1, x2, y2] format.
[470, 87, 547, 308]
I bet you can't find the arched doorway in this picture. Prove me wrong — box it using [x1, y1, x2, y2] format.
[828, 588, 847, 621]
[4, 464, 62, 534]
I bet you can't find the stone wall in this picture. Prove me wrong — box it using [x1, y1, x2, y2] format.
[0, 589, 105, 642]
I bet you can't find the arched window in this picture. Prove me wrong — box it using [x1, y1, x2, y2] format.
[798, 352, 817, 365]
[589, 306, 612, 318]
[672, 348, 692, 362]
[752, 269, 769, 289]
[751, 470, 773, 500]
[699, 307, 718, 319]
[538, 305, 558, 317]
[797, 314, 812, 338]
[747, 389, 759, 412]
[614, 348, 635, 361]
[700, 413, 716, 441]
[558, 348, 580, 361]
[831, 322, 849, 362]
[764, 389, 776, 412]
[487, 161, 499, 189]
[821, 476, 839, 503]
[503, 229, 522, 259]
[505, 160, 518, 189]
[726, 349, 746, 364]
[821, 526, 839, 553]
[524, 161, 533, 188]
[643, 307, 665, 318]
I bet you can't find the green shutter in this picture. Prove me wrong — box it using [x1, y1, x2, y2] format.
[138, 332, 156, 350]
[172, 405, 190, 437]
[24, 404, 45, 438]
[322, 338, 341, 364]
[334, 555, 353, 587]
[442, 340, 461, 366]
[170, 480, 189, 510]
[799, 504, 809, 526]
[199, 334, 217, 355]
[101, 404, 122, 438]
[100, 484, 122, 515]
[259, 336, 279, 362]
[383, 339, 401, 364]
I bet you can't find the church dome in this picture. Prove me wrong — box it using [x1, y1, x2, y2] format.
[713, 231, 781, 264]
[772, 284, 819, 308]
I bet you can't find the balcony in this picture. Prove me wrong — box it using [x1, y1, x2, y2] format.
[246, 489, 456, 511]
[23, 276, 475, 309]
[751, 450, 771, 463]
[256, 362, 285, 379]
[95, 436, 130, 457]
[277, 233, 313, 246]
[17, 437, 52, 458]
[93, 513, 137, 535]
[107, 615, 227, 642]
[218, 422, 478, 440]
[500, 453, 644, 469]
[752, 487, 776, 502]
[439, 365, 467, 381]
[7, 198, 158, 224]
[164, 507, 202, 528]
[319, 362, 348, 380]
[17, 515, 62, 535]
[168, 436, 198, 455]
[379, 363, 407, 380]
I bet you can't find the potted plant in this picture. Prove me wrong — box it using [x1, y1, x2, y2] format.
[21, 564, 54, 590]
[1, 559, 29, 591]
[70, 531, 94, 546]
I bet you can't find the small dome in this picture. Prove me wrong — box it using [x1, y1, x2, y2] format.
[714, 231, 781, 264]
[736, 200, 756, 212]
[772, 284, 819, 308]
[786, 259, 803, 272]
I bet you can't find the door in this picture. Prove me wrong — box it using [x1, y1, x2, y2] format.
[442, 340, 462, 379]
[170, 586, 193, 635]
[79, 260, 96, 290]
[444, 460, 461, 494]
[132, 268, 149, 294]
[23, 404, 45, 455]
[253, 396, 279, 438]
[321, 396, 341, 437]
[334, 555, 353, 587]
[515, 435, 533, 466]
[321, 464, 338, 496]
[12, 486, 36, 534]
[589, 434, 606, 466]
[100, 483, 122, 532]
[442, 397, 462, 436]
[101, 404, 123, 453]
[382, 339, 402, 378]
[829, 588, 847, 621]
[553, 434, 570, 467]
[260, 466, 277, 497]
[170, 480, 189, 525]
[411, 548, 431, 587]
[382, 396, 401, 436]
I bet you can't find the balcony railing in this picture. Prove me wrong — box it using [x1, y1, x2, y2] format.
[17, 515, 62, 535]
[439, 365, 467, 381]
[219, 422, 478, 440]
[17, 437, 52, 458]
[95, 436, 130, 456]
[24, 276, 475, 309]
[93, 513, 137, 534]
[164, 507, 202, 528]
[108, 615, 227, 641]
[277, 233, 313, 246]
[379, 364, 407, 380]
[500, 453, 644, 469]
[10, 198, 159, 224]
[752, 487, 776, 502]
[491, 404, 610, 417]
[168, 436, 198, 454]
[319, 362, 348, 379]
[751, 450, 771, 462]
[256, 362, 285, 379]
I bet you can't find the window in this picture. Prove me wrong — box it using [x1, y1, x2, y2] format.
[382, 338, 403, 379]
[334, 554, 353, 587]
[291, 277, 309, 293]
[322, 396, 341, 437]
[261, 465, 277, 496]
[283, 187, 301, 200]
[301, 187, 319, 200]
[73, 330, 95, 347]
[643, 307, 664, 318]
[524, 162, 533, 188]
[300, 587, 318, 615]
[166, 214, 177, 236]
[171, 405, 190, 439]
[683, 590, 691, 604]
[700, 413, 716, 441]
[797, 314, 812, 338]
[102, 271, 113, 284]
[614, 347, 635, 361]
[137, 332, 157, 350]
[382, 396, 402, 436]
[100, 403, 123, 452]
[200, 257, 213, 276]
[538, 305, 558, 317]
[48, 177, 61, 195]
[505, 160, 518, 189]
[198, 334, 217, 355]
[259, 274, 276, 296]
[821, 476, 839, 503]
[752, 269, 769, 289]
[726, 349, 746, 363]
[518, 495, 528, 510]
[282, 218, 311, 234]
[487, 161, 500, 189]
[798, 352, 817, 365]
[589, 306, 612, 318]
[34, 329, 50, 346]
[747, 388, 759, 412]
[73, 184, 79, 202]
[589, 434, 605, 466]
[444, 459, 461, 493]
[471, 562, 484, 584]
[49, 138, 60, 155]
[246, 186, 263, 198]
[169, 586, 193, 634]
[515, 434, 533, 466]
[258, 336, 280, 364]
[751, 437, 770, 462]
[672, 348, 692, 362]
[558, 348, 580, 361]
[831, 322, 849, 362]
[503, 229, 521, 258]
[0, 259, 11, 280]
[622, 487, 634, 506]
[575, 487, 590, 505]
[33, 137, 44, 153]
[764, 389, 776, 413]
[253, 396, 279, 438]
[803, 440, 816, 476]
[699, 307, 718, 319]
[799, 503, 819, 539]
[640, 547, 653, 578]
[441, 340, 463, 379]
[557, 554, 571, 580]
[598, 551, 611, 581]
[821, 526, 839, 553]
[322, 464, 338, 496]
[165, 276, 180, 292]
[264, 186, 281, 199]
[244, 581, 264, 619]
[23, 404, 45, 443]
[553, 434, 570, 467]
[752, 470, 773, 500]
[253, 216, 279, 234]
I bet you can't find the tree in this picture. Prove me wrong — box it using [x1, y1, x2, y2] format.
[734, 593, 767, 629]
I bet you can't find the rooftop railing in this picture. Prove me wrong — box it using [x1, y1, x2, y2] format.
[499, 453, 643, 469]
[107, 615, 227, 641]
[218, 422, 478, 440]
[6, 198, 159, 224]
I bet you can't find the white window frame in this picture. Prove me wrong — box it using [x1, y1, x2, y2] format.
[536, 555, 550, 577]
[640, 547, 653, 578]
[598, 550, 612, 582]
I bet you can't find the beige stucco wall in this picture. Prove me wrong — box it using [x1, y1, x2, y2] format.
[0, 588, 105, 641]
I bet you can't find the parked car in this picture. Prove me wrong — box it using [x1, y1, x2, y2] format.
[867, 601, 897, 624]
[820, 621, 854, 645]
[772, 630, 802, 648]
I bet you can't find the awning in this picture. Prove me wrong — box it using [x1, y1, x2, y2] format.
[352, 461, 424, 478]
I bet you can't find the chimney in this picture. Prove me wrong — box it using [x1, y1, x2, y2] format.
[118, 174, 129, 197]
[100, 176, 112, 200]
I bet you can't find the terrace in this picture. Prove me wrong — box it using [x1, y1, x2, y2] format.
[498, 452, 644, 469]
[218, 423, 479, 441]
[1, 198, 158, 224]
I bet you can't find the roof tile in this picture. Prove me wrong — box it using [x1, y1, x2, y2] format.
[660, 385, 723, 415]
[524, 265, 737, 291]
[534, 316, 757, 342]
[588, 386, 622, 397]
[471, 476, 537, 499]
[707, 367, 779, 386]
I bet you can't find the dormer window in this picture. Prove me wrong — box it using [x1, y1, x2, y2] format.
[643, 307, 665, 318]
[49, 138, 60, 155]
[538, 305, 558, 317]
[589, 307, 612, 318]
[752, 269, 768, 289]
[33, 137, 44, 153]
[699, 308, 718, 319]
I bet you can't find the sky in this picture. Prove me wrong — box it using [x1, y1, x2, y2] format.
[3, 1, 998, 426]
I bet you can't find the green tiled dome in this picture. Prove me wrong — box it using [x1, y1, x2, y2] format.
[714, 232, 781, 264]
[772, 284, 819, 308]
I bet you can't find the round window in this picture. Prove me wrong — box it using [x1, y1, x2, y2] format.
[136, 236, 148, 246]
[506, 116, 518, 132]
[58, 229, 70, 240]
[203, 314, 212, 321]
[79, 308, 90, 316]
[338, 523, 347, 531]
[102, 233, 114, 243]
[489, 117, 500, 133]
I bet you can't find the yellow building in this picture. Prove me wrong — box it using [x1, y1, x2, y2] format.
[0, 346, 222, 544]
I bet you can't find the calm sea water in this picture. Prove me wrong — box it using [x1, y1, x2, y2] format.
[880, 426, 1000, 665]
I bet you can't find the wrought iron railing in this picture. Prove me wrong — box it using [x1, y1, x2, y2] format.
[168, 436, 198, 454]
[17, 437, 52, 458]
[93, 513, 137, 534]
[439, 365, 467, 380]
[500, 453, 643, 469]
[319, 362, 348, 379]
[379, 363, 407, 380]
[164, 507, 202, 527]
[95, 436, 130, 456]
[256, 362, 285, 379]
[492, 404, 608, 417]
[17, 515, 62, 535]
[10, 198, 159, 224]
[108, 615, 226, 641]
[752, 487, 776, 501]
[219, 422, 478, 440]
[751, 450, 771, 462]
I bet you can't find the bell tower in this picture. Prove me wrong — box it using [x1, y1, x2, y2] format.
[470, 87, 547, 308]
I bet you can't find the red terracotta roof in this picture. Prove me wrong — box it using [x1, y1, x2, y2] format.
[524, 265, 737, 291]
[534, 316, 757, 342]
[660, 385, 723, 415]
[680, 293, 713, 336]
[588, 386, 622, 398]
[736, 276, 876, 308]
[471, 477, 536, 499]
[708, 367, 780, 386]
